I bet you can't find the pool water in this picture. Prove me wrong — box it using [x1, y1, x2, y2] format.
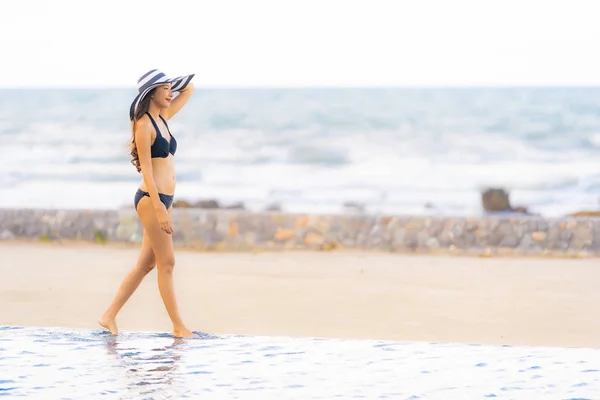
[0, 326, 598, 399]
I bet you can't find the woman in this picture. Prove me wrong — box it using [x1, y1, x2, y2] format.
[99, 69, 197, 338]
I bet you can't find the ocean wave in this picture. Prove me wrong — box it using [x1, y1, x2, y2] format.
[287, 145, 349, 165]
[2, 87, 600, 216]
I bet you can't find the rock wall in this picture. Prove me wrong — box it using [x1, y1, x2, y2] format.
[1, 208, 600, 256]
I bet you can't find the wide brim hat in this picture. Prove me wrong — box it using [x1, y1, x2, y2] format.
[129, 69, 195, 121]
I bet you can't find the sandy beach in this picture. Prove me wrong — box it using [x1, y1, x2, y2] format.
[1, 241, 599, 349]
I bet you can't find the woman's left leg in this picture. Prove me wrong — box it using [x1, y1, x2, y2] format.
[99, 229, 156, 335]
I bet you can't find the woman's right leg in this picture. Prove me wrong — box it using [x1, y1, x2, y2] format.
[136, 196, 197, 338]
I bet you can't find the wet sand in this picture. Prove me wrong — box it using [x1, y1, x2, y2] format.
[1, 242, 599, 348]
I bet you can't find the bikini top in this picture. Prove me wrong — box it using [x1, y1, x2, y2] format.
[146, 112, 177, 158]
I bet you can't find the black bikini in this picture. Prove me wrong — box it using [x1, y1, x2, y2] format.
[148, 113, 177, 158]
[134, 113, 177, 210]
[134, 189, 174, 211]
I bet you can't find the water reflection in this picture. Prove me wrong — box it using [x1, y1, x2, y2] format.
[102, 335, 189, 398]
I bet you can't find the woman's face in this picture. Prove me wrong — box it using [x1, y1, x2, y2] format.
[151, 84, 173, 108]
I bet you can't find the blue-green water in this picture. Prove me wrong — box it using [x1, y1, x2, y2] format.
[1, 87, 600, 216]
[1, 325, 599, 399]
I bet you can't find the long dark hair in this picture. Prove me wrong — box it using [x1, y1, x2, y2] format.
[128, 88, 156, 173]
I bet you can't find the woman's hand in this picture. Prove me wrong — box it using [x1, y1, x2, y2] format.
[155, 206, 173, 234]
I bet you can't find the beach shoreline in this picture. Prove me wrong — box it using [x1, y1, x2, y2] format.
[1, 237, 599, 259]
[2, 241, 599, 349]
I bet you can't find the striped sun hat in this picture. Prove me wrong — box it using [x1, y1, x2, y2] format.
[129, 69, 195, 120]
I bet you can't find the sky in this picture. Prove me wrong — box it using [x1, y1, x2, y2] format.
[2, 0, 600, 88]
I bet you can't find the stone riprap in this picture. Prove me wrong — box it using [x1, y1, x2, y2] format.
[1, 208, 600, 257]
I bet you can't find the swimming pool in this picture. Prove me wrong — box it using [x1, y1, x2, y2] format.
[0, 325, 598, 399]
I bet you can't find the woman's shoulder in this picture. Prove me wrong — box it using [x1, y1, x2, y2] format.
[135, 114, 154, 128]
[134, 115, 155, 138]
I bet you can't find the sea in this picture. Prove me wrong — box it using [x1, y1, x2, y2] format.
[1, 325, 599, 399]
[1, 87, 600, 217]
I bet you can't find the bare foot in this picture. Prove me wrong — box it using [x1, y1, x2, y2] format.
[98, 317, 119, 335]
[173, 328, 198, 338]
